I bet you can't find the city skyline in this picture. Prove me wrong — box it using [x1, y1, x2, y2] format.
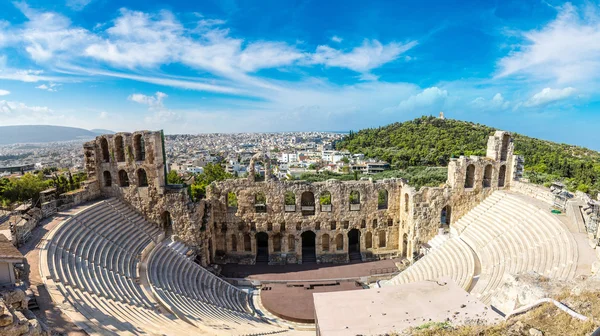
[1, 1, 600, 149]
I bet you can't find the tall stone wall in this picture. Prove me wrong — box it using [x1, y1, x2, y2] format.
[209, 176, 404, 264]
[81, 129, 521, 266]
[83, 131, 211, 265]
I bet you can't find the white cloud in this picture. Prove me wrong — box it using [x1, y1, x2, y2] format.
[99, 111, 108, 119]
[311, 40, 417, 78]
[35, 82, 60, 92]
[128, 91, 181, 124]
[524, 87, 576, 107]
[471, 93, 510, 110]
[0, 89, 9, 96]
[331, 35, 343, 43]
[15, 2, 95, 62]
[128, 91, 168, 107]
[66, 0, 93, 11]
[0, 99, 66, 125]
[396, 87, 448, 111]
[497, 3, 600, 83]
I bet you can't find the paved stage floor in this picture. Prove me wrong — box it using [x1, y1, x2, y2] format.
[221, 258, 401, 281]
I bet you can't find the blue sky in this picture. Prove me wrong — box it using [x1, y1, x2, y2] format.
[0, 1, 600, 149]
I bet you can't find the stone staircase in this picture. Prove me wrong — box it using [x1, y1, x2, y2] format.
[41, 198, 290, 336]
[385, 191, 579, 305]
[148, 238, 286, 335]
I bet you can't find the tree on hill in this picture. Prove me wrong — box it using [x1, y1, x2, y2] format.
[335, 115, 600, 196]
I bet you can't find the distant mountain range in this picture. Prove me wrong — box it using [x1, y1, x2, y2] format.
[0, 125, 115, 145]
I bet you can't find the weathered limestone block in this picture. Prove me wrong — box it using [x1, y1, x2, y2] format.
[1, 289, 27, 310]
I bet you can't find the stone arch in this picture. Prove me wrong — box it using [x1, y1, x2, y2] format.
[322, 234, 330, 252]
[137, 168, 148, 187]
[248, 152, 272, 182]
[349, 190, 360, 211]
[301, 191, 315, 215]
[284, 191, 296, 212]
[288, 234, 295, 251]
[379, 230, 386, 248]
[244, 234, 251, 252]
[273, 233, 282, 252]
[100, 137, 110, 163]
[231, 234, 237, 252]
[227, 192, 238, 211]
[255, 191, 267, 213]
[103, 171, 112, 187]
[365, 231, 373, 249]
[319, 190, 332, 212]
[441, 205, 451, 227]
[404, 193, 409, 213]
[114, 135, 125, 162]
[301, 231, 316, 262]
[133, 134, 145, 161]
[500, 133, 510, 161]
[378, 189, 388, 209]
[161, 211, 173, 236]
[483, 164, 492, 188]
[336, 233, 343, 251]
[465, 164, 475, 188]
[498, 165, 507, 187]
[255, 232, 269, 262]
[118, 170, 129, 187]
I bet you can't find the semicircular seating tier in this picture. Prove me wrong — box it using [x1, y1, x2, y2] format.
[40, 198, 287, 336]
[385, 191, 578, 305]
[386, 236, 476, 291]
[147, 238, 285, 335]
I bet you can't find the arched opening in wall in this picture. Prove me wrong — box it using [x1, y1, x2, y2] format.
[500, 133, 510, 161]
[402, 234, 408, 258]
[118, 170, 129, 187]
[378, 189, 388, 210]
[321, 233, 330, 252]
[255, 192, 267, 213]
[288, 234, 295, 252]
[379, 231, 387, 248]
[273, 234, 282, 252]
[483, 164, 492, 188]
[320, 191, 332, 212]
[322, 234, 330, 252]
[100, 138, 110, 163]
[348, 229, 360, 261]
[114, 135, 125, 162]
[365, 232, 372, 249]
[227, 192, 238, 212]
[440, 205, 451, 228]
[336, 234, 344, 251]
[301, 231, 316, 263]
[349, 191, 360, 211]
[244, 234, 251, 252]
[137, 168, 148, 187]
[231, 234, 237, 252]
[255, 232, 269, 263]
[465, 164, 475, 188]
[498, 165, 506, 187]
[301, 191, 315, 216]
[284, 191, 296, 212]
[161, 211, 173, 236]
[103, 171, 112, 187]
[404, 193, 409, 213]
[133, 134, 145, 161]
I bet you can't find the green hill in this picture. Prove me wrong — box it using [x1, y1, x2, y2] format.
[335, 116, 600, 195]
